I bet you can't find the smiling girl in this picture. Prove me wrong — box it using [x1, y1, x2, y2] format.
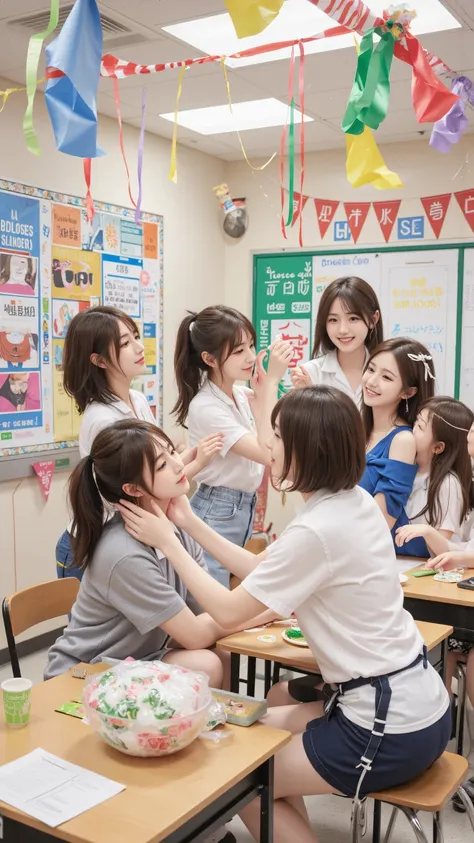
[173, 305, 292, 587]
[359, 338, 436, 554]
[291, 276, 382, 405]
[45, 419, 248, 685]
[117, 386, 449, 843]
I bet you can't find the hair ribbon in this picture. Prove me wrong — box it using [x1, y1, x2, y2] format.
[407, 352, 435, 381]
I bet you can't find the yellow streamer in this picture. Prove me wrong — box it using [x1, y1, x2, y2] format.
[221, 58, 276, 171]
[169, 65, 189, 184]
[345, 36, 402, 189]
[0, 77, 46, 114]
[346, 129, 403, 189]
[224, 0, 284, 38]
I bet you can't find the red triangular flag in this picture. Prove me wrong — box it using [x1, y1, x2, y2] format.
[314, 199, 339, 239]
[454, 190, 474, 234]
[343, 202, 371, 244]
[373, 200, 401, 243]
[420, 194, 451, 239]
[32, 460, 55, 501]
[290, 192, 308, 227]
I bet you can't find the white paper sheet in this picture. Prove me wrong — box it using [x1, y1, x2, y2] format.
[0, 748, 125, 827]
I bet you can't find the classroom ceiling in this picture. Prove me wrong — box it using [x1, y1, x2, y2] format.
[1, 0, 474, 160]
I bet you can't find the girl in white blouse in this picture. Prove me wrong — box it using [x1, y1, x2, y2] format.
[118, 386, 449, 843]
[291, 276, 382, 405]
[395, 396, 474, 559]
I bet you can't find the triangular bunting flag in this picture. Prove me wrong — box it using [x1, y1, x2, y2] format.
[291, 192, 308, 227]
[32, 460, 55, 501]
[420, 194, 451, 239]
[454, 190, 474, 234]
[314, 199, 339, 239]
[343, 202, 371, 244]
[373, 200, 401, 243]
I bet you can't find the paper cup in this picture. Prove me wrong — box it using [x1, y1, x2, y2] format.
[1, 678, 32, 727]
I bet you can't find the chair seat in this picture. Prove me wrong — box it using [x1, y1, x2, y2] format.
[369, 751, 468, 812]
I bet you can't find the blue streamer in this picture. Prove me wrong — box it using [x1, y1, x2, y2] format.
[45, 0, 105, 158]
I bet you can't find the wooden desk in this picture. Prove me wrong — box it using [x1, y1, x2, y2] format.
[217, 620, 453, 694]
[0, 667, 290, 843]
[402, 561, 474, 644]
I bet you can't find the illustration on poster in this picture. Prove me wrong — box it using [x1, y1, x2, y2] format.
[0, 254, 37, 296]
[0, 373, 40, 412]
[53, 259, 95, 290]
[0, 332, 39, 369]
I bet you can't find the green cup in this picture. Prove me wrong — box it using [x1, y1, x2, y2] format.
[2, 678, 32, 728]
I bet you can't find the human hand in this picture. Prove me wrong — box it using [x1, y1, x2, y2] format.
[195, 433, 224, 470]
[166, 494, 195, 530]
[395, 524, 430, 547]
[290, 366, 311, 389]
[425, 551, 467, 571]
[267, 338, 294, 382]
[116, 498, 176, 548]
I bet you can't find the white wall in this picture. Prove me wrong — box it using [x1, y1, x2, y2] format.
[0, 80, 226, 649]
[223, 135, 474, 532]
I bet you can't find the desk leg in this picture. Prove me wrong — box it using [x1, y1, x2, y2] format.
[440, 638, 447, 684]
[259, 756, 274, 843]
[247, 657, 257, 697]
[264, 661, 272, 697]
[230, 653, 241, 694]
[372, 800, 381, 843]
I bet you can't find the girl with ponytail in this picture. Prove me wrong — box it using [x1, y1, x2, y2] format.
[173, 305, 293, 587]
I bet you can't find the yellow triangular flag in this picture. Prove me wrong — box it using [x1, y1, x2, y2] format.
[346, 127, 403, 190]
[225, 0, 284, 38]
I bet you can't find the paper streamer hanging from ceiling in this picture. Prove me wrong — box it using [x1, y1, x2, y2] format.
[225, 0, 284, 38]
[45, 0, 105, 158]
[430, 76, 474, 153]
[23, 0, 59, 155]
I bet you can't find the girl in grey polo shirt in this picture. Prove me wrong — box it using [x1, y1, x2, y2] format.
[45, 419, 263, 687]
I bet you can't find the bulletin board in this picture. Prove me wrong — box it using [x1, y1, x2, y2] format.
[0, 179, 163, 457]
[253, 245, 472, 402]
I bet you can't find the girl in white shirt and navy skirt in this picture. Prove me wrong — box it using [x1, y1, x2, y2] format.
[173, 305, 292, 588]
[291, 275, 383, 405]
[118, 386, 450, 843]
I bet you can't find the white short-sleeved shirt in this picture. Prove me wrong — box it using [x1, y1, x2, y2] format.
[449, 509, 474, 552]
[79, 389, 155, 457]
[187, 379, 264, 493]
[302, 348, 368, 406]
[67, 390, 156, 533]
[242, 487, 448, 733]
[406, 472, 463, 537]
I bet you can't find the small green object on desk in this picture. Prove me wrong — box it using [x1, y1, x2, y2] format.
[285, 627, 305, 640]
[411, 569, 436, 578]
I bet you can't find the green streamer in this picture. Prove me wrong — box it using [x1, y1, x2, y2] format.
[285, 97, 295, 226]
[23, 0, 60, 155]
[342, 22, 397, 136]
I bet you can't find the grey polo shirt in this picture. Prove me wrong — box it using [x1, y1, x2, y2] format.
[45, 516, 206, 680]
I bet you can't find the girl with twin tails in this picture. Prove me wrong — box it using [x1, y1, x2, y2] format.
[395, 397, 474, 559]
[291, 276, 383, 405]
[359, 338, 436, 552]
[173, 305, 292, 588]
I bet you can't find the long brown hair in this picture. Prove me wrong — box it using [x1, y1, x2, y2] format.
[69, 419, 174, 570]
[312, 276, 383, 358]
[361, 338, 436, 442]
[270, 386, 366, 493]
[413, 396, 474, 527]
[173, 305, 256, 427]
[62, 306, 139, 413]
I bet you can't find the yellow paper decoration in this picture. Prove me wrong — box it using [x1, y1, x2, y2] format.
[169, 65, 189, 184]
[224, 0, 284, 38]
[345, 128, 403, 189]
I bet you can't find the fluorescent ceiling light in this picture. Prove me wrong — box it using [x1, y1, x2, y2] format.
[159, 97, 312, 135]
[162, 0, 461, 68]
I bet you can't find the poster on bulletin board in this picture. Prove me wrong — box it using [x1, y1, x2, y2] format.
[253, 247, 462, 400]
[0, 180, 163, 456]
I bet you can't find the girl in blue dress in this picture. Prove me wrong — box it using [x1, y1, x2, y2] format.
[359, 338, 436, 555]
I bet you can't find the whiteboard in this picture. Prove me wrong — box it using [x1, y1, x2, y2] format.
[312, 253, 382, 314]
[378, 249, 459, 396]
[460, 249, 474, 410]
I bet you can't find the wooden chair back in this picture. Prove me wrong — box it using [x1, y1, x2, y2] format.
[2, 578, 80, 677]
